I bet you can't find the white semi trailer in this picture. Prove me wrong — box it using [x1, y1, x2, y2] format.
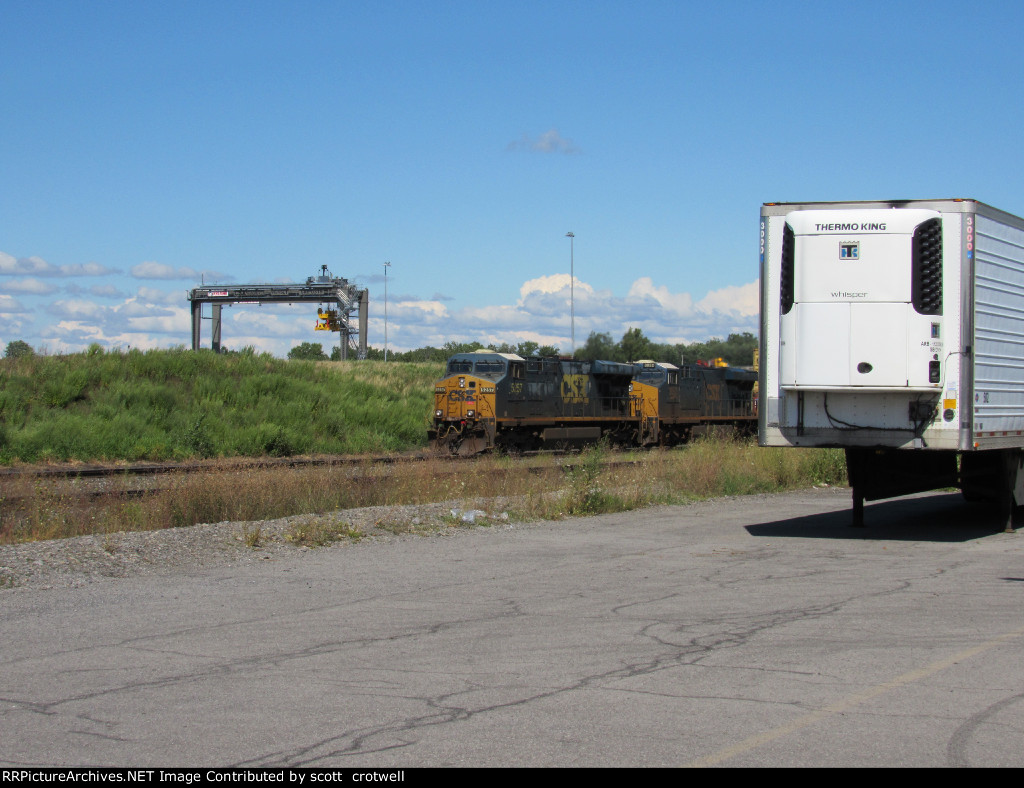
[759, 199, 1024, 529]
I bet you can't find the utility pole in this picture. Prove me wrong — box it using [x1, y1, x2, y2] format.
[565, 232, 575, 356]
[383, 261, 391, 361]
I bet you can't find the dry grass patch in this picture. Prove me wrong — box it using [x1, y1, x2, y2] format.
[0, 441, 847, 545]
[284, 515, 362, 547]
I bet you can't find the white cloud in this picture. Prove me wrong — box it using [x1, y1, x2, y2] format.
[0, 294, 28, 313]
[0, 252, 118, 277]
[413, 275, 760, 353]
[40, 321, 169, 353]
[0, 265, 760, 357]
[62, 261, 120, 276]
[0, 314, 33, 336]
[131, 262, 235, 282]
[98, 334, 166, 351]
[118, 299, 171, 318]
[52, 299, 105, 320]
[137, 286, 188, 306]
[42, 321, 104, 346]
[123, 310, 190, 335]
[89, 284, 127, 299]
[519, 273, 593, 299]
[626, 277, 695, 316]
[230, 309, 310, 338]
[131, 261, 200, 280]
[506, 128, 580, 154]
[0, 253, 57, 276]
[387, 300, 449, 322]
[1, 278, 58, 296]
[696, 280, 759, 317]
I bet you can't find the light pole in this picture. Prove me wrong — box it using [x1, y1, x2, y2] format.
[565, 232, 575, 356]
[383, 261, 391, 362]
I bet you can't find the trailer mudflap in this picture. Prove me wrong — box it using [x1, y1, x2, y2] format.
[960, 450, 1024, 504]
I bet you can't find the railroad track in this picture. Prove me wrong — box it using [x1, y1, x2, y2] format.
[0, 453, 436, 511]
[0, 451, 432, 480]
[0, 448, 641, 505]
[0, 445, 633, 481]
[0, 447, 655, 545]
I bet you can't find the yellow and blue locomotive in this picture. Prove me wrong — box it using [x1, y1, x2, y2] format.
[629, 360, 758, 446]
[429, 351, 638, 455]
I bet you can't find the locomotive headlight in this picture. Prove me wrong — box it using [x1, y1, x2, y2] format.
[458, 377, 466, 388]
[629, 383, 634, 392]
[435, 409, 443, 418]
[467, 409, 475, 418]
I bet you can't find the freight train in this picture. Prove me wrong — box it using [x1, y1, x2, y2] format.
[429, 351, 757, 455]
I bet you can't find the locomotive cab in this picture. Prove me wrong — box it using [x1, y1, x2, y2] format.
[429, 351, 516, 455]
[631, 361, 701, 445]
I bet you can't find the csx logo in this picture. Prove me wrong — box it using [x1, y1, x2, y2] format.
[561, 374, 589, 404]
[448, 390, 476, 401]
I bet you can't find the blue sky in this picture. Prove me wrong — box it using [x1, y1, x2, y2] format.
[3, 0, 1023, 357]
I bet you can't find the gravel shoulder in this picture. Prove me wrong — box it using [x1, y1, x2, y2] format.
[0, 498, 523, 590]
[0, 487, 853, 592]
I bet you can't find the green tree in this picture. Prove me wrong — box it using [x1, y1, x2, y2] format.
[681, 332, 758, 367]
[403, 346, 448, 363]
[515, 340, 539, 357]
[576, 331, 618, 361]
[537, 344, 560, 357]
[721, 332, 759, 366]
[288, 342, 328, 361]
[442, 340, 484, 356]
[4, 340, 34, 359]
[619, 327, 652, 362]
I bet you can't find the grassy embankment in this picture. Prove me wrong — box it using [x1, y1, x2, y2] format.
[0, 347, 441, 463]
[0, 347, 848, 546]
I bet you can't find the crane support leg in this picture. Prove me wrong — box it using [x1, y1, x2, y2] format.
[211, 304, 222, 353]
[191, 301, 202, 351]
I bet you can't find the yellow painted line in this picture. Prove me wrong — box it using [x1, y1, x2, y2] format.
[684, 625, 1024, 768]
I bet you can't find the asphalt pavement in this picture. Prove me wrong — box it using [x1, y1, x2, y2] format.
[3, 487, 1024, 767]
